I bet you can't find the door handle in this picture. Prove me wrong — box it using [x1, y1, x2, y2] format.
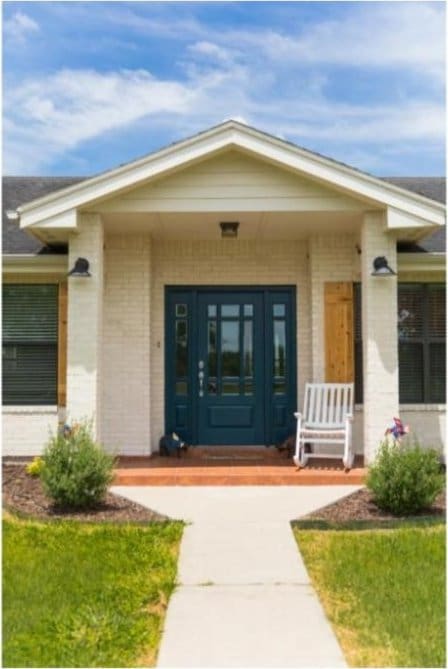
[198, 370, 204, 397]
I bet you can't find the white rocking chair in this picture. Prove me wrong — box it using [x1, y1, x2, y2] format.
[293, 383, 355, 471]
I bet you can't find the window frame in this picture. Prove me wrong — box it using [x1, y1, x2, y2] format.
[398, 282, 445, 404]
[353, 281, 446, 405]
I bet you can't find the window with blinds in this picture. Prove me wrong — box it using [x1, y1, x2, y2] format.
[398, 283, 446, 403]
[353, 282, 446, 404]
[2, 285, 58, 405]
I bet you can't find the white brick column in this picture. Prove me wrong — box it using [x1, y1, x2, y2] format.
[67, 213, 104, 438]
[361, 211, 399, 463]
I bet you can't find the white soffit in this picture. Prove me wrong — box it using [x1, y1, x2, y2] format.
[18, 121, 445, 229]
[397, 253, 446, 272]
[3, 254, 68, 274]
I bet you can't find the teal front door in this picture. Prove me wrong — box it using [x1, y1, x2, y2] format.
[165, 287, 296, 446]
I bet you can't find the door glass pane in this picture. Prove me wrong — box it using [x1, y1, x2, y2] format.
[222, 305, 239, 317]
[208, 304, 217, 318]
[273, 304, 286, 317]
[274, 379, 286, 395]
[274, 320, 286, 377]
[244, 304, 253, 317]
[244, 378, 253, 396]
[222, 379, 240, 395]
[175, 320, 188, 377]
[208, 377, 218, 395]
[176, 304, 187, 317]
[208, 321, 217, 376]
[243, 320, 253, 376]
[176, 380, 188, 395]
[221, 321, 240, 376]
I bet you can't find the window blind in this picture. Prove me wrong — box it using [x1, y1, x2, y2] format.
[3, 285, 58, 405]
[353, 282, 446, 405]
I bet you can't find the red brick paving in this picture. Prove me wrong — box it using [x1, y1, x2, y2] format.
[114, 448, 366, 486]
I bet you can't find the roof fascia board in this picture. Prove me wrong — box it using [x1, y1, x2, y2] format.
[27, 208, 78, 230]
[387, 207, 439, 231]
[18, 121, 445, 228]
[19, 128, 239, 227]
[3, 254, 68, 275]
[233, 132, 445, 225]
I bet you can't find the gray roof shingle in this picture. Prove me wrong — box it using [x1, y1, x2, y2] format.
[381, 178, 445, 253]
[2, 174, 445, 255]
[2, 176, 86, 254]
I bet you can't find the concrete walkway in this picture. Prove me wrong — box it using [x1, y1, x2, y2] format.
[112, 485, 360, 668]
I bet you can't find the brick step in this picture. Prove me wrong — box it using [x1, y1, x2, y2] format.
[113, 467, 366, 486]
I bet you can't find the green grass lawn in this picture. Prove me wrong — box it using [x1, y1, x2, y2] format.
[294, 521, 446, 668]
[3, 514, 183, 668]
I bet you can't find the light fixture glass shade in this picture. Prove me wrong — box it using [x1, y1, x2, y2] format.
[68, 257, 91, 277]
[371, 256, 396, 276]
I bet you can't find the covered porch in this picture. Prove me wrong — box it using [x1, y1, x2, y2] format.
[10, 122, 445, 463]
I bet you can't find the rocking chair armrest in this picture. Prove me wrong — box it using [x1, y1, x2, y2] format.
[294, 412, 302, 420]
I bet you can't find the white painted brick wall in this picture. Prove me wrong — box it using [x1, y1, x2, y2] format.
[353, 407, 445, 459]
[361, 212, 399, 463]
[400, 407, 446, 455]
[66, 214, 104, 436]
[101, 233, 151, 455]
[2, 408, 59, 456]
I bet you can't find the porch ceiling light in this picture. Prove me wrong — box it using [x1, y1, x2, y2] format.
[220, 221, 239, 238]
[68, 257, 91, 277]
[371, 256, 396, 277]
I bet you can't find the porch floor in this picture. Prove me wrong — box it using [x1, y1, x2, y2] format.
[114, 447, 366, 486]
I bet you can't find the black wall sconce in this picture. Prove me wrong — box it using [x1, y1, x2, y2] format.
[371, 256, 396, 277]
[220, 221, 239, 238]
[68, 257, 91, 277]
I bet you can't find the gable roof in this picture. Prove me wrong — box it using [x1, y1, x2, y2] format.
[3, 174, 445, 255]
[14, 121, 445, 232]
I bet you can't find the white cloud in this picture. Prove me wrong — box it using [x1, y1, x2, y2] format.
[4, 68, 199, 171]
[99, 3, 445, 83]
[187, 41, 238, 65]
[2, 2, 445, 174]
[3, 60, 444, 175]
[4, 11, 39, 43]
[266, 3, 445, 87]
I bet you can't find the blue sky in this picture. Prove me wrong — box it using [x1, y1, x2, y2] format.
[3, 1, 446, 176]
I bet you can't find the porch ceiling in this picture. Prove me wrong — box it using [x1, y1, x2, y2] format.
[102, 210, 362, 240]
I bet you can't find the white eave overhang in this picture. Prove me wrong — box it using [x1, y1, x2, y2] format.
[16, 121, 446, 231]
[397, 252, 446, 273]
[3, 254, 68, 275]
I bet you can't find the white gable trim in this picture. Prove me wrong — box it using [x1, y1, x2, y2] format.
[18, 121, 445, 229]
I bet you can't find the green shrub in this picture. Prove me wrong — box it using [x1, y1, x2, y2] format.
[41, 421, 116, 509]
[26, 456, 44, 477]
[367, 440, 445, 516]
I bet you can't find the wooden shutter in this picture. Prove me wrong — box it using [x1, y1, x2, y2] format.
[353, 283, 363, 403]
[324, 282, 354, 382]
[58, 282, 68, 407]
